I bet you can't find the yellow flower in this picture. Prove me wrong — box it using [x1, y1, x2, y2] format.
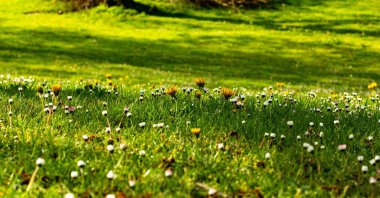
[191, 128, 201, 136]
[194, 78, 206, 88]
[107, 79, 113, 86]
[51, 84, 61, 96]
[221, 87, 235, 99]
[106, 74, 112, 79]
[368, 82, 377, 89]
[276, 82, 285, 87]
[166, 85, 178, 97]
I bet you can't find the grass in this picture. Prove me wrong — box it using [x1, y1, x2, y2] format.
[0, 0, 379, 90]
[0, 76, 380, 197]
[1, 0, 380, 197]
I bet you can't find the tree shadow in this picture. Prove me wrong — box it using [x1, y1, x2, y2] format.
[1, 26, 379, 88]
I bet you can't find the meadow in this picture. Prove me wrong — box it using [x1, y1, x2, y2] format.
[0, 0, 380, 197]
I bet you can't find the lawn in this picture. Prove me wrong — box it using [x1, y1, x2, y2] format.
[1, 0, 380, 197]
[0, 0, 379, 90]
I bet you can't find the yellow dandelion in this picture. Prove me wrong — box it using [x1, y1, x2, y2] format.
[51, 84, 61, 96]
[195, 90, 202, 99]
[107, 79, 113, 86]
[106, 74, 112, 79]
[191, 128, 201, 138]
[368, 82, 377, 90]
[194, 78, 206, 88]
[221, 87, 235, 99]
[276, 82, 285, 87]
[166, 85, 178, 97]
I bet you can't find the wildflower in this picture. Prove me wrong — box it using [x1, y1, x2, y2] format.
[264, 133, 269, 137]
[217, 143, 224, 150]
[276, 82, 285, 87]
[319, 132, 324, 138]
[368, 136, 374, 141]
[369, 177, 377, 184]
[303, 143, 311, 149]
[51, 84, 61, 96]
[44, 107, 51, 114]
[139, 150, 146, 156]
[64, 193, 75, 198]
[337, 144, 347, 151]
[124, 107, 129, 113]
[129, 180, 136, 187]
[370, 159, 376, 166]
[106, 127, 111, 133]
[194, 78, 206, 88]
[71, 171, 79, 179]
[106, 194, 115, 198]
[263, 101, 269, 107]
[106, 171, 116, 180]
[297, 135, 301, 140]
[166, 86, 178, 97]
[221, 88, 235, 100]
[191, 128, 201, 138]
[357, 156, 364, 162]
[165, 169, 173, 177]
[36, 158, 45, 166]
[349, 134, 354, 140]
[334, 120, 339, 125]
[320, 145, 325, 149]
[208, 188, 217, 196]
[287, 121, 294, 128]
[115, 127, 121, 132]
[375, 155, 380, 162]
[153, 123, 164, 128]
[138, 122, 146, 129]
[281, 135, 286, 139]
[368, 82, 377, 90]
[107, 145, 114, 153]
[307, 146, 314, 153]
[270, 133, 276, 139]
[120, 143, 127, 150]
[127, 112, 132, 117]
[107, 80, 112, 86]
[242, 120, 246, 124]
[314, 141, 318, 146]
[77, 160, 86, 168]
[265, 152, 271, 159]
[8, 98, 13, 105]
[106, 74, 112, 79]
[67, 96, 72, 101]
[82, 135, 89, 142]
[362, 165, 368, 173]
[309, 122, 314, 127]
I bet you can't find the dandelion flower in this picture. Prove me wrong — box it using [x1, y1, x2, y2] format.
[107, 145, 114, 153]
[221, 88, 235, 100]
[139, 122, 146, 128]
[370, 159, 376, 166]
[166, 86, 178, 97]
[191, 128, 201, 138]
[51, 84, 61, 96]
[102, 110, 108, 116]
[333, 120, 339, 125]
[194, 78, 206, 88]
[265, 152, 271, 160]
[349, 134, 354, 140]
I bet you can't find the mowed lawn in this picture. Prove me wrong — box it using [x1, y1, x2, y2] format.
[0, 0, 379, 89]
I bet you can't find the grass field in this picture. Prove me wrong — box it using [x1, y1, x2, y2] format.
[0, 0, 379, 90]
[1, 0, 380, 197]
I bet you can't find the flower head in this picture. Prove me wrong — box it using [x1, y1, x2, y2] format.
[51, 84, 61, 96]
[166, 86, 178, 97]
[221, 88, 235, 100]
[194, 78, 206, 88]
[191, 128, 201, 138]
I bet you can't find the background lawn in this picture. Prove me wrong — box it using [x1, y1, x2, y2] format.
[0, 0, 379, 90]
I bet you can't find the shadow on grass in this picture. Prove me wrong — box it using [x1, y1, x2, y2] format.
[0, 26, 379, 87]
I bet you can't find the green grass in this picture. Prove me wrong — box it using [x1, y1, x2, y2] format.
[0, 0, 379, 90]
[0, 76, 380, 197]
[1, 0, 380, 197]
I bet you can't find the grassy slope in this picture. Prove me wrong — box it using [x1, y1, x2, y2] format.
[0, 0, 379, 90]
